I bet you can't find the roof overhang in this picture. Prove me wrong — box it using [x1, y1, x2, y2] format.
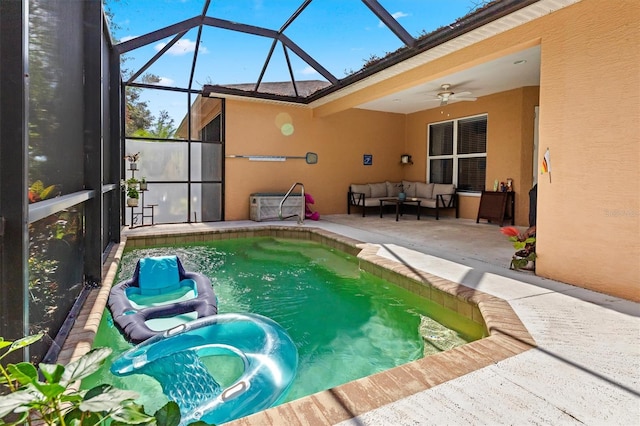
[202, 0, 581, 114]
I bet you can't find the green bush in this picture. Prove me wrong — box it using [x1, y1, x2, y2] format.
[0, 334, 211, 426]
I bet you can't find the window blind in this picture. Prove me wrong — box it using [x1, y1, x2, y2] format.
[457, 116, 487, 154]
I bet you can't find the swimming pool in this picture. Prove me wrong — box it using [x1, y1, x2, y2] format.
[63, 225, 533, 425]
[83, 236, 484, 417]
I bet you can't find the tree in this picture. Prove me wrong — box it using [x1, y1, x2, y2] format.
[124, 74, 177, 138]
[131, 110, 176, 139]
[103, 3, 173, 138]
[124, 86, 154, 137]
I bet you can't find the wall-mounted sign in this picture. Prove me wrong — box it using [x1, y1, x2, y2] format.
[363, 154, 373, 166]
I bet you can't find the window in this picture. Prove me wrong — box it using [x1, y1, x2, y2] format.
[428, 115, 487, 192]
[201, 115, 222, 142]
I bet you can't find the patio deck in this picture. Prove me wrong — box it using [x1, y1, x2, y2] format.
[317, 215, 640, 425]
[107, 215, 639, 424]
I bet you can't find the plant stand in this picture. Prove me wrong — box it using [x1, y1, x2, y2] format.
[126, 165, 155, 228]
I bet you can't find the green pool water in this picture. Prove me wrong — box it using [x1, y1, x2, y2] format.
[84, 237, 484, 414]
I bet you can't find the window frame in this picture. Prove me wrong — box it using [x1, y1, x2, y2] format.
[427, 113, 488, 193]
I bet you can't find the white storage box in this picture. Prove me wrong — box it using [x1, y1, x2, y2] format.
[250, 193, 304, 222]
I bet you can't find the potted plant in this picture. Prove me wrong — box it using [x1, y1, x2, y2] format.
[123, 152, 140, 170]
[139, 177, 148, 191]
[500, 226, 536, 271]
[125, 177, 139, 207]
[397, 182, 409, 201]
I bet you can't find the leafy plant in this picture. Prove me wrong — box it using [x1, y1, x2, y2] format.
[27, 208, 83, 350]
[124, 178, 139, 199]
[0, 334, 206, 426]
[397, 182, 410, 194]
[123, 152, 140, 163]
[500, 227, 536, 270]
[28, 180, 60, 204]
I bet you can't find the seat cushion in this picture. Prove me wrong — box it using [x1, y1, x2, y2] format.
[350, 184, 370, 197]
[364, 198, 383, 207]
[386, 181, 401, 197]
[433, 183, 455, 206]
[420, 199, 438, 208]
[402, 181, 417, 197]
[369, 182, 388, 198]
[415, 182, 434, 199]
[433, 183, 455, 195]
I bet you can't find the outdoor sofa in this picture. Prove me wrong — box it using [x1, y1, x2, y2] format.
[347, 181, 458, 219]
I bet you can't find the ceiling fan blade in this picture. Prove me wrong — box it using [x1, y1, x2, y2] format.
[453, 91, 472, 97]
[456, 97, 477, 102]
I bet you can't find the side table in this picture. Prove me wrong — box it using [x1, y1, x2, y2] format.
[379, 197, 421, 221]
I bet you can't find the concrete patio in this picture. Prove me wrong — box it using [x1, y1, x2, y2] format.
[121, 214, 640, 425]
[321, 215, 640, 425]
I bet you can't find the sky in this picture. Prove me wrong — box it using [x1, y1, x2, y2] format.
[106, 0, 485, 127]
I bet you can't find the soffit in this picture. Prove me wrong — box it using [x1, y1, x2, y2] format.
[309, 0, 581, 114]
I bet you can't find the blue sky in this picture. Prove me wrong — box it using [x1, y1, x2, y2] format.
[107, 0, 482, 126]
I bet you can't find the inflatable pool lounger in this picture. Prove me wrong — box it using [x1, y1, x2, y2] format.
[108, 255, 218, 343]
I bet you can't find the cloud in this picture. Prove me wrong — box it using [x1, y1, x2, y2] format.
[301, 66, 318, 76]
[155, 77, 175, 86]
[154, 39, 209, 56]
[378, 11, 409, 28]
[119, 35, 138, 43]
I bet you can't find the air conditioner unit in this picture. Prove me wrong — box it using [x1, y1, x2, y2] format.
[249, 193, 303, 222]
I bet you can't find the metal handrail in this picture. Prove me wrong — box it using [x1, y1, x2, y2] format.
[278, 182, 305, 224]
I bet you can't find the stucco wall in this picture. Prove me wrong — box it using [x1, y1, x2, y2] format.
[314, 0, 639, 300]
[534, 0, 639, 299]
[224, 99, 406, 220]
[226, 86, 539, 225]
[222, 0, 639, 301]
[404, 87, 539, 225]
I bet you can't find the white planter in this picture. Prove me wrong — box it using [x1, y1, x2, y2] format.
[129, 162, 138, 170]
[139, 182, 148, 191]
[127, 198, 139, 207]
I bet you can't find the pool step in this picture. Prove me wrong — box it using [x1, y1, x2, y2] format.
[419, 315, 468, 356]
[250, 239, 360, 278]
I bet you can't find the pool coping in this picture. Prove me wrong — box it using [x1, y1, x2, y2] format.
[57, 225, 535, 425]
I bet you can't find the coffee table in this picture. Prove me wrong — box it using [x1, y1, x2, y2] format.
[379, 197, 421, 221]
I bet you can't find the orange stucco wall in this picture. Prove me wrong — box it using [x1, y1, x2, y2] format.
[404, 87, 539, 224]
[226, 87, 539, 224]
[222, 0, 639, 301]
[224, 99, 406, 220]
[534, 0, 639, 300]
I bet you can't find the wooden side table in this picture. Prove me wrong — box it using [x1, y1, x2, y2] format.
[476, 191, 515, 226]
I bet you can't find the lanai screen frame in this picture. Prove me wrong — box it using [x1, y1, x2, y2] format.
[0, 0, 121, 362]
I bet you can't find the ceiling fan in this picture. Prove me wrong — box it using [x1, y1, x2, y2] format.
[431, 83, 477, 106]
